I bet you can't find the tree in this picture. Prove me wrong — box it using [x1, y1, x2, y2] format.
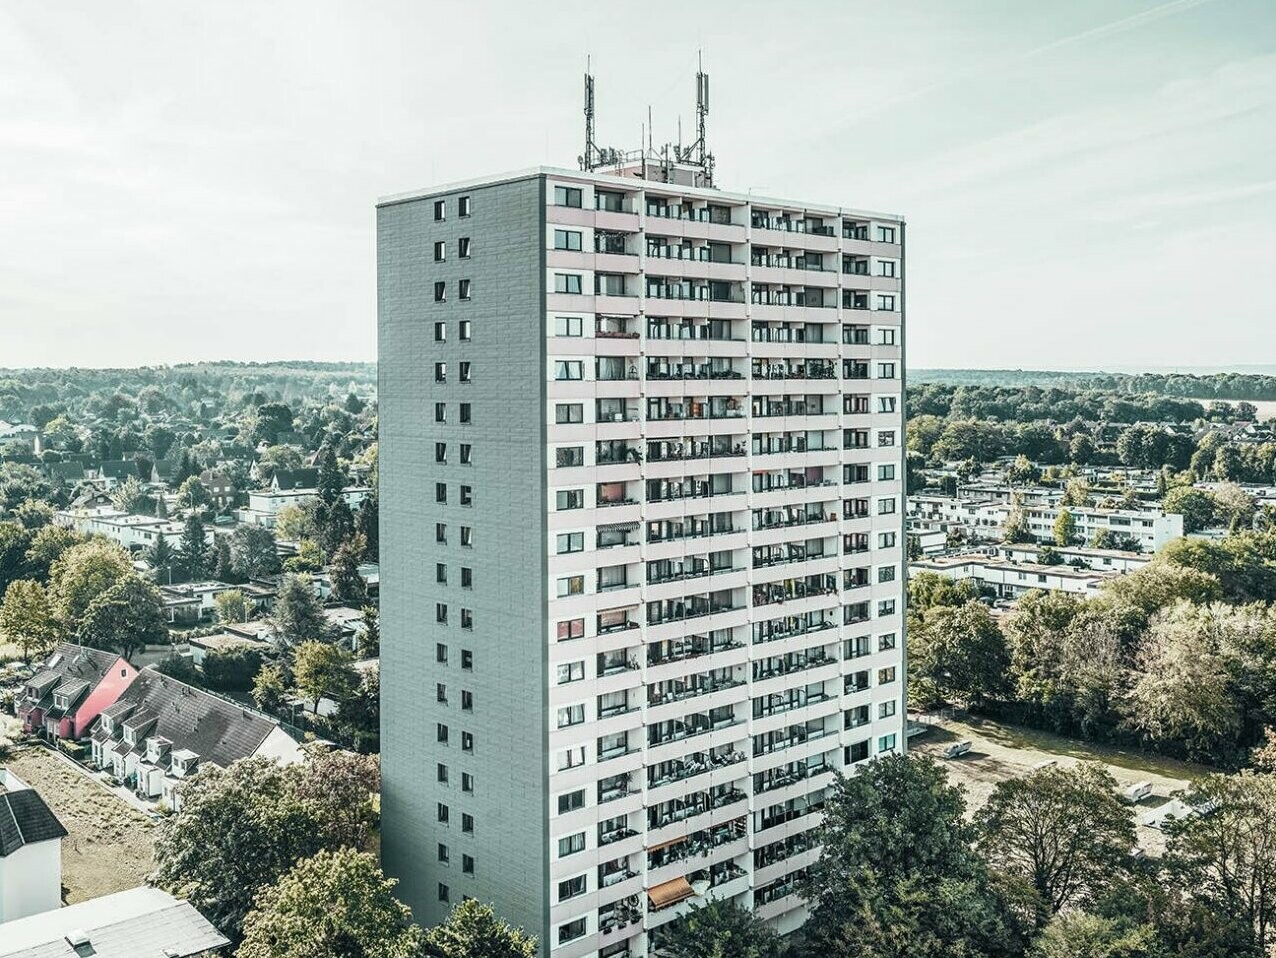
[355, 494, 379, 561]
[252, 661, 288, 712]
[155, 652, 200, 684]
[48, 538, 133, 625]
[422, 898, 538, 958]
[0, 521, 33, 597]
[214, 589, 247, 624]
[977, 764, 1135, 916]
[1053, 509, 1078, 547]
[152, 758, 332, 940]
[11, 499, 54, 530]
[1165, 772, 1276, 951]
[256, 443, 304, 474]
[293, 640, 357, 712]
[291, 747, 381, 850]
[329, 537, 367, 605]
[908, 571, 980, 617]
[1068, 433, 1095, 466]
[1163, 487, 1216, 534]
[179, 512, 211, 580]
[1028, 913, 1162, 958]
[271, 574, 332, 647]
[1060, 478, 1093, 508]
[251, 402, 295, 446]
[202, 646, 262, 692]
[283, 537, 324, 573]
[801, 755, 1024, 958]
[908, 601, 1009, 708]
[238, 848, 424, 958]
[147, 532, 176, 585]
[229, 524, 281, 580]
[0, 579, 58, 661]
[359, 606, 379, 657]
[76, 575, 167, 660]
[1004, 495, 1035, 545]
[110, 475, 147, 513]
[335, 666, 379, 752]
[275, 502, 318, 542]
[658, 898, 784, 958]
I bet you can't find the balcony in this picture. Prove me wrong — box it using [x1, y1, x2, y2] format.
[753, 690, 833, 721]
[645, 360, 744, 382]
[647, 319, 739, 342]
[752, 360, 836, 381]
[646, 593, 739, 626]
[646, 438, 745, 463]
[647, 818, 747, 870]
[647, 633, 743, 667]
[751, 576, 837, 608]
[647, 708, 740, 748]
[751, 614, 836, 646]
[597, 316, 640, 339]
[752, 649, 834, 682]
[647, 673, 746, 708]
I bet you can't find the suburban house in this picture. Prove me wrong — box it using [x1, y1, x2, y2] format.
[910, 552, 1120, 600]
[0, 769, 66, 923]
[186, 631, 272, 667]
[199, 468, 235, 509]
[0, 885, 228, 957]
[45, 461, 86, 487]
[89, 669, 304, 810]
[235, 477, 371, 529]
[16, 644, 140, 741]
[96, 460, 140, 489]
[53, 506, 193, 554]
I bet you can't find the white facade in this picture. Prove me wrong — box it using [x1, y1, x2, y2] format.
[911, 553, 1118, 599]
[0, 771, 62, 924]
[235, 486, 371, 529]
[54, 507, 189, 552]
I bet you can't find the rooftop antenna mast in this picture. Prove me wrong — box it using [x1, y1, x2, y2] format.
[581, 59, 597, 172]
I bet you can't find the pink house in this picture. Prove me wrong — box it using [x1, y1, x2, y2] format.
[17, 644, 140, 741]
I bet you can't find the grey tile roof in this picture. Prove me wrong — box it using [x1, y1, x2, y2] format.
[0, 788, 67, 858]
[24, 645, 122, 713]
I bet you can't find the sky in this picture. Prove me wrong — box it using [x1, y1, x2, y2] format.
[1, 0, 1274, 371]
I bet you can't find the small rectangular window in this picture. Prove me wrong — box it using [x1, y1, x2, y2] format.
[557, 532, 584, 554]
[433, 241, 446, 262]
[558, 832, 585, 857]
[461, 608, 473, 630]
[459, 320, 472, 341]
[554, 229, 583, 251]
[459, 364, 472, 384]
[461, 649, 473, 669]
[460, 444, 472, 465]
[435, 523, 447, 544]
[555, 273, 583, 295]
[554, 316, 583, 337]
[462, 854, 474, 875]
[557, 661, 585, 684]
[435, 443, 447, 464]
[435, 483, 447, 503]
[558, 789, 586, 813]
[434, 200, 446, 221]
[459, 279, 471, 300]
[461, 812, 474, 832]
[435, 362, 446, 383]
[459, 485, 472, 506]
[435, 402, 446, 423]
[556, 489, 584, 511]
[462, 772, 474, 792]
[436, 603, 448, 624]
[554, 185, 583, 208]
[458, 195, 471, 217]
[436, 642, 448, 663]
[434, 321, 446, 342]
[555, 403, 583, 424]
[434, 281, 446, 303]
[876, 225, 896, 243]
[458, 237, 471, 258]
[558, 875, 587, 901]
[554, 361, 583, 381]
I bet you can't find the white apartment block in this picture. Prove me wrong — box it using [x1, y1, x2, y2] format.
[908, 495, 1183, 553]
[910, 552, 1119, 599]
[54, 507, 190, 552]
[379, 161, 906, 956]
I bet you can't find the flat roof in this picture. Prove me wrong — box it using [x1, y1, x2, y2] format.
[377, 164, 903, 221]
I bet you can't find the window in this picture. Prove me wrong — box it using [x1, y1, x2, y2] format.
[876, 225, 896, 243]
[559, 919, 587, 945]
[559, 745, 585, 770]
[459, 279, 471, 300]
[878, 733, 898, 753]
[435, 483, 447, 503]
[558, 704, 585, 728]
[437, 802, 450, 823]
[438, 843, 450, 864]
[460, 526, 473, 548]
[878, 565, 897, 583]
[459, 400, 471, 421]
[557, 575, 585, 597]
[437, 763, 449, 783]
[461, 732, 473, 753]
[459, 319, 472, 340]
[877, 464, 896, 481]
[435, 442, 447, 464]
[555, 273, 583, 294]
[558, 875, 586, 901]
[459, 485, 473, 506]
[878, 666, 897, 684]
[554, 185, 583, 208]
[434, 281, 446, 303]
[458, 237, 471, 258]
[462, 854, 474, 875]
[878, 327, 897, 345]
[558, 832, 586, 857]
[554, 316, 583, 337]
[876, 294, 896, 311]
[557, 661, 585, 684]
[461, 608, 473, 630]
[879, 632, 898, 651]
[879, 531, 897, 548]
[878, 598, 897, 616]
[459, 364, 472, 384]
[877, 260, 897, 277]
[557, 618, 585, 641]
[461, 649, 473, 669]
[556, 446, 584, 467]
[879, 700, 897, 719]
[460, 567, 473, 589]
[435, 402, 446, 422]
[461, 690, 473, 711]
[460, 444, 472, 465]
[436, 643, 448, 664]
[555, 403, 583, 424]
[554, 361, 583, 381]
[557, 489, 584, 511]
[435, 523, 447, 544]
[558, 789, 586, 814]
[436, 563, 447, 584]
[458, 195, 471, 217]
[878, 396, 897, 414]
[435, 362, 447, 382]
[436, 603, 448, 624]
[434, 200, 446, 221]
[438, 882, 450, 903]
[462, 772, 474, 792]
[877, 362, 896, 379]
[877, 497, 897, 515]
[557, 532, 584, 554]
[434, 321, 446, 342]
[554, 229, 583, 251]
[433, 241, 446, 262]
[877, 430, 896, 447]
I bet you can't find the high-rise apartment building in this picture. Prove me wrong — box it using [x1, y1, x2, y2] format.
[378, 159, 906, 957]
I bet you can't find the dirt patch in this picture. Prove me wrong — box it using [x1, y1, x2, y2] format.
[911, 716, 1201, 856]
[4, 742, 157, 904]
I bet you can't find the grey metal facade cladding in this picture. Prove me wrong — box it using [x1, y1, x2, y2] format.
[378, 174, 549, 936]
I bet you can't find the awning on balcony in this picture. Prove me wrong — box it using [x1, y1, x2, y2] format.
[648, 876, 695, 910]
[646, 835, 687, 852]
[600, 521, 641, 532]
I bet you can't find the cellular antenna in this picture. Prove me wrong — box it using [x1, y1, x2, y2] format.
[581, 63, 596, 172]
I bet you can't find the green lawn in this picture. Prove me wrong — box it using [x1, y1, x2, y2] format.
[934, 713, 1213, 783]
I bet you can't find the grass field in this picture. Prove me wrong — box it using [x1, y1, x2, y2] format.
[911, 714, 1210, 854]
[2, 723, 157, 904]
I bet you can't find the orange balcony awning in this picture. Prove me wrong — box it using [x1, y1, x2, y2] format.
[647, 876, 695, 910]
